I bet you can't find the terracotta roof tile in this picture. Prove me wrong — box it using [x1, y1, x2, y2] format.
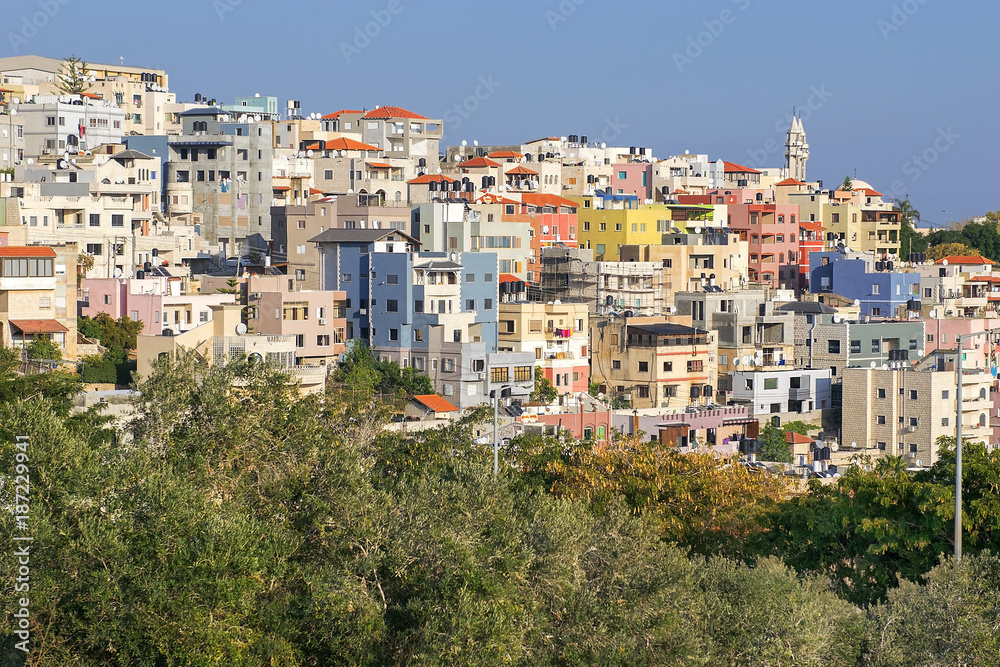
[722, 161, 762, 174]
[407, 174, 455, 185]
[505, 165, 539, 175]
[362, 106, 428, 120]
[321, 109, 362, 119]
[9, 319, 68, 334]
[0, 246, 56, 257]
[412, 394, 459, 413]
[775, 178, 805, 186]
[936, 255, 995, 265]
[520, 193, 578, 209]
[324, 137, 381, 152]
[460, 156, 501, 168]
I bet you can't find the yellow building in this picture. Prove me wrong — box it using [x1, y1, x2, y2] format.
[782, 184, 900, 257]
[571, 193, 715, 261]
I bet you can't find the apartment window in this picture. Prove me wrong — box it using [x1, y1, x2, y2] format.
[414, 300, 423, 313]
[638, 361, 648, 372]
[877, 388, 886, 399]
[910, 444, 918, 453]
[828, 340, 840, 354]
[323, 169, 333, 179]
[386, 299, 398, 313]
[86, 243, 102, 255]
[909, 339, 918, 351]
[491, 367, 509, 383]
[850, 340, 861, 354]
[872, 308, 881, 317]
[599, 222, 606, 231]
[466, 299, 475, 311]
[584, 222, 590, 231]
[296, 245, 306, 254]
[466, 273, 475, 282]
[942, 417, 949, 427]
[386, 274, 398, 285]
[872, 339, 881, 353]
[942, 390, 949, 399]
[910, 390, 917, 400]
[872, 284, 880, 295]
[663, 361, 673, 372]
[89, 214, 100, 227]
[342, 273, 352, 282]
[877, 415, 886, 425]
[111, 214, 124, 227]
[877, 442, 887, 451]
[909, 417, 918, 427]
[295, 269, 305, 281]
[687, 360, 703, 372]
[46, 116, 56, 126]
[764, 378, 778, 390]
[414, 328, 424, 342]
[452, 329, 462, 343]
[103, 294, 112, 305]
[612, 360, 621, 370]
[485, 273, 493, 282]
[514, 366, 532, 382]
[295, 334, 305, 347]
[389, 328, 398, 342]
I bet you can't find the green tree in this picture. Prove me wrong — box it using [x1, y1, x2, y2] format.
[927, 241, 978, 262]
[26, 337, 62, 361]
[55, 54, 92, 95]
[841, 175, 854, 191]
[529, 364, 558, 403]
[77, 313, 144, 351]
[759, 422, 793, 462]
[895, 197, 928, 258]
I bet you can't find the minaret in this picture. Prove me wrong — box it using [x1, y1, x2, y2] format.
[784, 111, 809, 181]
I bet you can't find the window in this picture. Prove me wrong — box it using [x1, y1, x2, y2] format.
[342, 273, 352, 282]
[89, 214, 100, 227]
[199, 311, 209, 323]
[638, 361, 648, 372]
[86, 243, 102, 255]
[872, 339, 881, 353]
[295, 334, 305, 347]
[295, 269, 305, 281]
[414, 328, 423, 342]
[491, 367, 509, 383]
[942, 390, 949, 399]
[387, 274, 398, 285]
[514, 366, 532, 382]
[850, 340, 861, 354]
[414, 300, 423, 313]
[828, 340, 840, 354]
[386, 299, 398, 313]
[452, 329, 462, 343]
[2, 257, 54, 277]
[910, 444, 918, 453]
[111, 214, 124, 227]
[485, 273, 494, 282]
[612, 360, 621, 370]
[389, 328, 398, 342]
[910, 390, 917, 400]
[909, 417, 918, 427]
[877, 388, 886, 399]
[877, 415, 886, 425]
[483, 298, 493, 310]
[909, 339, 918, 351]
[764, 378, 778, 390]
[466, 299, 475, 311]
[466, 273, 475, 283]
[872, 284, 880, 295]
[942, 417, 949, 426]
[687, 360, 703, 372]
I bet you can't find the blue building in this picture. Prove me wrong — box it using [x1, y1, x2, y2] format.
[809, 250, 919, 318]
[312, 228, 533, 407]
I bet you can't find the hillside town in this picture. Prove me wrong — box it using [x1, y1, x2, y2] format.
[1, 53, 996, 472]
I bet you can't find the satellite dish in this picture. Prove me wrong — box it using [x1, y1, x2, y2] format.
[669, 305, 677, 314]
[26, 158, 33, 165]
[113, 268, 123, 278]
[473, 139, 478, 146]
[870, 361, 877, 368]
[942, 259, 948, 266]
[306, 149, 314, 157]
[236, 323, 248, 335]
[915, 459, 922, 467]
[881, 364, 889, 370]
[254, 92, 260, 98]
[461, 140, 467, 146]
[853, 299, 861, 307]
[694, 226, 702, 234]
[597, 392, 604, 400]
[733, 357, 741, 366]
[830, 443, 839, 452]
[832, 315, 841, 323]
[851, 442, 857, 448]
[601, 142, 607, 149]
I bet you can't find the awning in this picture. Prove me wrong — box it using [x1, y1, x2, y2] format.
[9, 319, 69, 334]
[366, 162, 392, 169]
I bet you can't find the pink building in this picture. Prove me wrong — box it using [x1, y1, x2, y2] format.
[727, 202, 801, 289]
[611, 162, 653, 200]
[81, 276, 237, 335]
[246, 275, 347, 363]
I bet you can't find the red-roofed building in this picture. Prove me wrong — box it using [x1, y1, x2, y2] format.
[935, 255, 995, 267]
[722, 161, 763, 187]
[1, 244, 77, 357]
[325, 106, 442, 161]
[459, 156, 502, 169]
[408, 394, 460, 420]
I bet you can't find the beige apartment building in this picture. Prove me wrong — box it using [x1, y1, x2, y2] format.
[842, 364, 993, 467]
[497, 301, 590, 396]
[0, 243, 78, 358]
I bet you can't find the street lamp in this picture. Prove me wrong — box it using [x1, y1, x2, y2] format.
[942, 209, 953, 225]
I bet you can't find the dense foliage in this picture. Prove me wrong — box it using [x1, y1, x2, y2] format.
[2, 356, 1000, 665]
[333, 341, 433, 397]
[76, 314, 142, 387]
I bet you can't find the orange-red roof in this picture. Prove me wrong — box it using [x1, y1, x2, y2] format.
[520, 193, 578, 210]
[272, 185, 291, 191]
[460, 156, 501, 168]
[505, 165, 539, 176]
[498, 273, 522, 283]
[366, 162, 392, 169]
[786, 431, 813, 445]
[324, 137, 381, 152]
[79, 92, 101, 100]
[723, 161, 762, 174]
[775, 177, 805, 186]
[488, 150, 523, 159]
[0, 246, 56, 257]
[525, 136, 560, 144]
[362, 106, 428, 120]
[9, 319, 68, 334]
[799, 221, 824, 231]
[856, 187, 883, 197]
[309, 187, 325, 195]
[936, 255, 995, 265]
[407, 174, 456, 185]
[475, 193, 518, 205]
[967, 275, 1000, 283]
[412, 394, 459, 413]
[321, 109, 362, 119]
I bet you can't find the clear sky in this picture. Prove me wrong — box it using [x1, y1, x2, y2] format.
[5, 0, 996, 224]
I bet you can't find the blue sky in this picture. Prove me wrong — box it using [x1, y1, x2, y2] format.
[5, 0, 996, 224]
